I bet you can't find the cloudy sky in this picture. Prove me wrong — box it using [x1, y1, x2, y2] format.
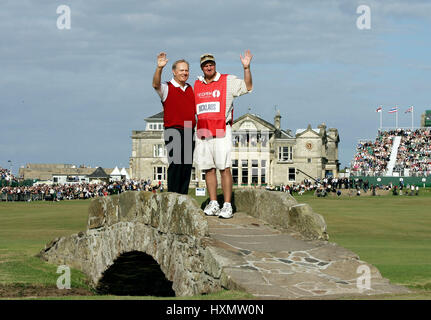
[1, 0, 431, 174]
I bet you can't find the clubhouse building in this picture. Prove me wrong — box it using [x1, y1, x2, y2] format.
[129, 111, 340, 187]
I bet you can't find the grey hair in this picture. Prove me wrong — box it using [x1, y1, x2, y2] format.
[172, 59, 189, 70]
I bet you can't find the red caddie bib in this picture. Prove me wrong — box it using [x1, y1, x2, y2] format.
[194, 74, 228, 139]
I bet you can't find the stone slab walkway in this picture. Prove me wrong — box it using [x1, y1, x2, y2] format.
[206, 212, 409, 299]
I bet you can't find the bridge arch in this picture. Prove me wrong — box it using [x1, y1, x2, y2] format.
[96, 250, 175, 296]
[39, 192, 221, 296]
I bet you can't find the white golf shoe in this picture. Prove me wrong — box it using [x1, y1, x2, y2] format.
[218, 202, 233, 219]
[203, 200, 220, 216]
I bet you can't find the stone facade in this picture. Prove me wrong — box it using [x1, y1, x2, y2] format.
[130, 111, 340, 187]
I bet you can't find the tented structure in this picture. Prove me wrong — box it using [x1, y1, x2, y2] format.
[87, 167, 110, 184]
[120, 167, 130, 180]
[110, 166, 122, 182]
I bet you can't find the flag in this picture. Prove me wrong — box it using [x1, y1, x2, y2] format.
[405, 106, 413, 113]
[376, 106, 382, 112]
[388, 107, 398, 113]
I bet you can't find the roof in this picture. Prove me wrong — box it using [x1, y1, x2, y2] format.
[275, 130, 293, 139]
[120, 167, 130, 179]
[87, 167, 109, 178]
[234, 113, 277, 131]
[234, 113, 294, 138]
[110, 166, 121, 175]
[145, 111, 164, 121]
[295, 128, 320, 135]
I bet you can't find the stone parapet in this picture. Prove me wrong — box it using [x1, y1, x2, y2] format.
[233, 189, 328, 240]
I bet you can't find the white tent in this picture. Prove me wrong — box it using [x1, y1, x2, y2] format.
[120, 167, 130, 180]
[110, 166, 122, 181]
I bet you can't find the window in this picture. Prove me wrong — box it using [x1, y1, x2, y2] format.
[249, 134, 257, 147]
[191, 167, 197, 181]
[259, 132, 269, 148]
[278, 146, 292, 162]
[252, 160, 258, 184]
[241, 160, 248, 184]
[153, 144, 166, 157]
[307, 158, 312, 163]
[201, 172, 206, 181]
[149, 123, 163, 131]
[288, 168, 296, 182]
[232, 134, 240, 147]
[232, 160, 238, 184]
[261, 160, 266, 184]
[240, 133, 248, 147]
[153, 166, 166, 181]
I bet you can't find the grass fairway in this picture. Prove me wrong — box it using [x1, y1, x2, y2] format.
[0, 190, 430, 299]
[0, 201, 90, 290]
[297, 192, 431, 291]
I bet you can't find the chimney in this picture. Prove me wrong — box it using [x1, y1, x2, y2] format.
[318, 122, 327, 135]
[274, 110, 281, 130]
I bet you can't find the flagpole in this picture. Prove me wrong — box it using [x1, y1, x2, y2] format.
[380, 108, 382, 129]
[396, 105, 398, 129]
[411, 106, 414, 130]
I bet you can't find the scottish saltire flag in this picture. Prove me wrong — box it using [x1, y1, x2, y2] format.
[388, 107, 398, 113]
[376, 106, 382, 112]
[405, 106, 413, 113]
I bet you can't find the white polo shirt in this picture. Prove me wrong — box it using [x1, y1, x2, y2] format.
[156, 78, 190, 103]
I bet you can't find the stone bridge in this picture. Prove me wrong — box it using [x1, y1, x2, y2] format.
[39, 189, 408, 298]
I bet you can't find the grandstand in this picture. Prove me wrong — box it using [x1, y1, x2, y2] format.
[351, 128, 431, 181]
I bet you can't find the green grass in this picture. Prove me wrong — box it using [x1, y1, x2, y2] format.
[0, 201, 91, 289]
[0, 198, 250, 300]
[296, 193, 431, 290]
[1, 190, 431, 299]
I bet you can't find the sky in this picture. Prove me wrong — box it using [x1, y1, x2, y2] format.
[1, 0, 431, 175]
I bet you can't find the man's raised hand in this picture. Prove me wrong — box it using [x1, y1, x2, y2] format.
[157, 52, 168, 68]
[240, 50, 253, 69]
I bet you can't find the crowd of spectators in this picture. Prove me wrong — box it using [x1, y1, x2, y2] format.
[1, 174, 424, 201]
[351, 128, 431, 176]
[350, 132, 393, 176]
[393, 129, 431, 176]
[269, 177, 421, 197]
[0, 179, 164, 202]
[0, 166, 18, 185]
[268, 177, 372, 194]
